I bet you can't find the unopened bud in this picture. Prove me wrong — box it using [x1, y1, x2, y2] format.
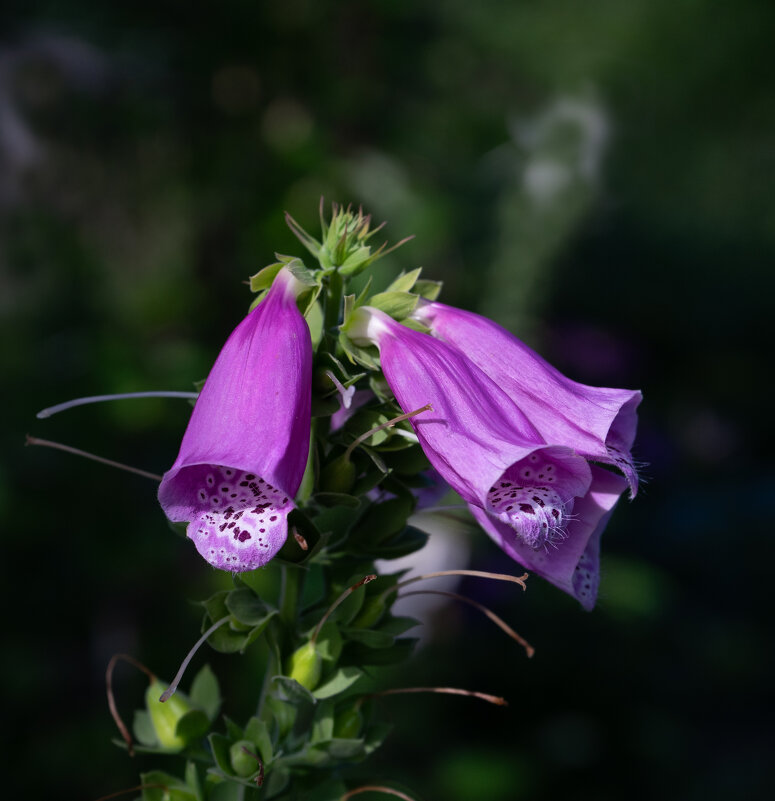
[146, 679, 190, 751]
[320, 455, 356, 494]
[230, 739, 260, 777]
[286, 641, 322, 690]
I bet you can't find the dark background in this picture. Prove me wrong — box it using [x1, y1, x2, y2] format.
[2, 2, 773, 799]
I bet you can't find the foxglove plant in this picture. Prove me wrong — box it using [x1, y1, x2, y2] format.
[33, 202, 640, 801]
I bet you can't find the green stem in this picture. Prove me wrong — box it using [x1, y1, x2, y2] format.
[279, 564, 303, 631]
[324, 270, 344, 334]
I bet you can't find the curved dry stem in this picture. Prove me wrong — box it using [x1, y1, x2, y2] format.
[379, 569, 528, 603]
[341, 786, 417, 801]
[368, 686, 507, 707]
[160, 616, 231, 702]
[105, 654, 157, 757]
[399, 589, 534, 658]
[344, 404, 432, 461]
[36, 391, 198, 419]
[25, 435, 163, 482]
[312, 575, 377, 646]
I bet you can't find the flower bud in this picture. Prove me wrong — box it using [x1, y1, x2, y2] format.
[146, 679, 191, 751]
[230, 739, 260, 777]
[286, 640, 322, 690]
[333, 704, 363, 739]
[319, 455, 356, 494]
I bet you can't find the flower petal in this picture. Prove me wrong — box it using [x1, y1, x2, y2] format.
[471, 464, 628, 609]
[414, 302, 642, 495]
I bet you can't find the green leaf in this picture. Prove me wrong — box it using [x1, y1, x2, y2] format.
[369, 526, 429, 559]
[133, 709, 159, 747]
[368, 290, 419, 320]
[316, 737, 366, 760]
[225, 588, 273, 627]
[184, 761, 203, 801]
[351, 495, 415, 545]
[342, 628, 394, 648]
[313, 492, 361, 508]
[262, 766, 290, 798]
[387, 267, 422, 293]
[208, 733, 235, 776]
[249, 261, 283, 292]
[244, 716, 274, 763]
[346, 637, 419, 667]
[140, 770, 198, 801]
[189, 664, 221, 722]
[413, 278, 443, 300]
[338, 330, 381, 371]
[208, 780, 243, 801]
[273, 675, 318, 706]
[223, 716, 244, 742]
[310, 700, 335, 743]
[379, 616, 420, 636]
[175, 709, 210, 742]
[313, 667, 364, 699]
[315, 620, 343, 665]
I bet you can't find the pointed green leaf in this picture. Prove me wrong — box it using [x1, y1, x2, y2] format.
[413, 278, 443, 300]
[174, 709, 210, 742]
[189, 664, 220, 722]
[387, 267, 422, 293]
[244, 716, 274, 763]
[313, 667, 364, 699]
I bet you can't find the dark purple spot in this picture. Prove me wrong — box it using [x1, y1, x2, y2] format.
[532, 496, 545, 507]
[269, 516, 277, 522]
[500, 482, 511, 488]
[551, 508, 560, 520]
[237, 530, 251, 542]
[245, 474, 255, 480]
[519, 503, 535, 514]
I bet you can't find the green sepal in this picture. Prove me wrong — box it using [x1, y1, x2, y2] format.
[189, 664, 221, 722]
[244, 715, 274, 763]
[286, 641, 322, 690]
[338, 330, 380, 371]
[133, 709, 159, 747]
[386, 267, 422, 293]
[249, 261, 284, 292]
[368, 290, 419, 320]
[310, 700, 335, 743]
[413, 278, 443, 300]
[208, 732, 235, 776]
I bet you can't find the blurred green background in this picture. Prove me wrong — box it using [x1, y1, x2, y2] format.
[2, 1, 773, 799]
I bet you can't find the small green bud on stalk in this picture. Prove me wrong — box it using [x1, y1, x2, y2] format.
[230, 739, 260, 777]
[286, 641, 323, 690]
[146, 679, 190, 750]
[320, 454, 357, 494]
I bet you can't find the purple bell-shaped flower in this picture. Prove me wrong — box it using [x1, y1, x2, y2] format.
[159, 267, 312, 571]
